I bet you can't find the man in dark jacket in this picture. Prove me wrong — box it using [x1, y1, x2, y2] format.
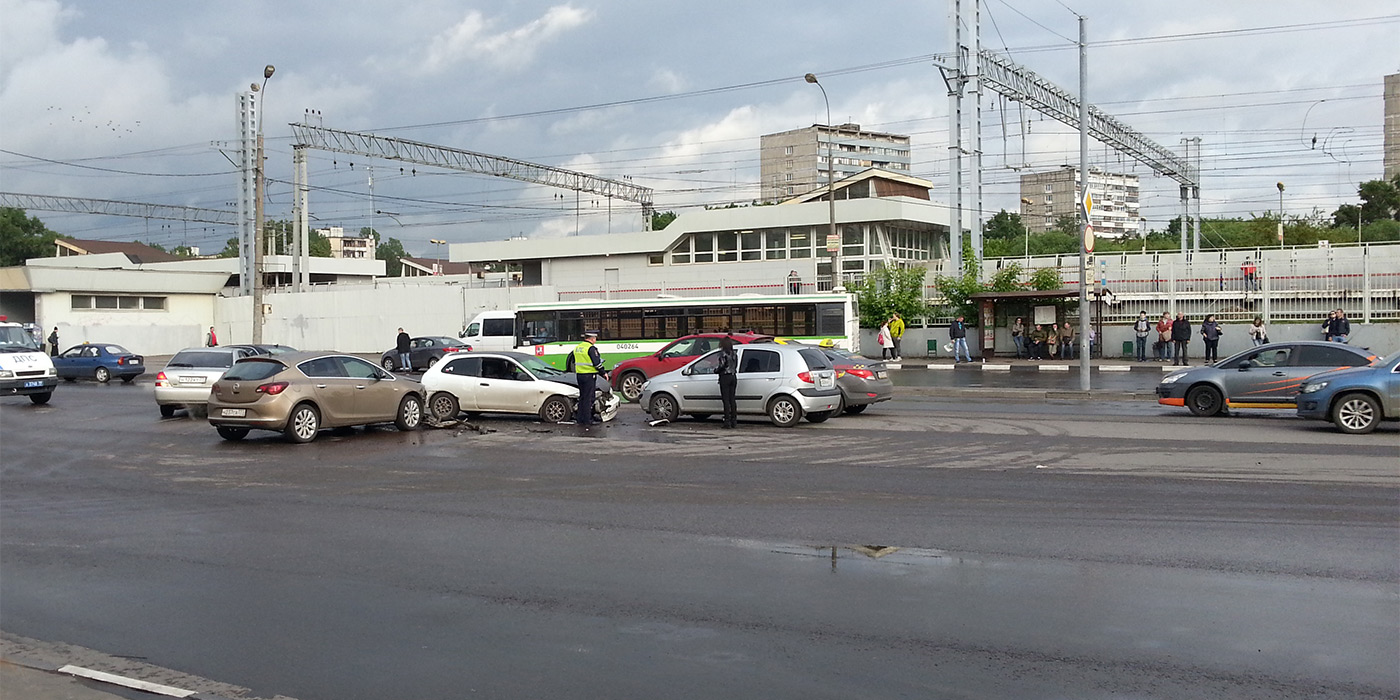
[1170, 313, 1192, 366]
[396, 328, 412, 371]
[949, 315, 971, 362]
[1328, 308, 1351, 343]
[717, 335, 739, 428]
[568, 331, 608, 426]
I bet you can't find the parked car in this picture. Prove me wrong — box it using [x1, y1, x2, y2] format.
[0, 320, 57, 404]
[379, 336, 465, 371]
[1155, 341, 1379, 416]
[640, 344, 839, 427]
[1296, 349, 1400, 434]
[610, 332, 774, 402]
[207, 352, 425, 443]
[54, 343, 145, 383]
[250, 343, 298, 355]
[155, 346, 266, 417]
[821, 347, 894, 414]
[422, 351, 619, 424]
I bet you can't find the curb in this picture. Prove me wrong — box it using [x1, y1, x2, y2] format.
[895, 385, 1156, 401]
[882, 360, 1186, 373]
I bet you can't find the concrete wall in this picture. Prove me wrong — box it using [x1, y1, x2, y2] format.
[213, 282, 555, 354]
[35, 291, 217, 355]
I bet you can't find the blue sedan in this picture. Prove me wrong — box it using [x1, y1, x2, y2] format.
[54, 343, 146, 384]
[1297, 349, 1400, 434]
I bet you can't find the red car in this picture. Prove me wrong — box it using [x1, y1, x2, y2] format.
[611, 332, 773, 401]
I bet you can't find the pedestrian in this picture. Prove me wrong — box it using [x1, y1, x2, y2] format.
[1248, 316, 1268, 346]
[1058, 321, 1075, 360]
[889, 313, 905, 361]
[205, 326, 218, 347]
[1328, 308, 1351, 343]
[1171, 312, 1192, 366]
[877, 319, 894, 360]
[1156, 312, 1173, 362]
[567, 330, 607, 426]
[47, 326, 59, 356]
[1045, 323, 1059, 360]
[1029, 324, 1047, 360]
[395, 327, 411, 371]
[717, 335, 739, 429]
[1133, 311, 1151, 362]
[1320, 310, 1335, 342]
[787, 270, 801, 295]
[949, 315, 971, 362]
[1011, 317, 1026, 359]
[1200, 314, 1223, 364]
[1241, 258, 1257, 291]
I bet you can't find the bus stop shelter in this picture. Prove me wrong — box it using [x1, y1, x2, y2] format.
[968, 289, 1096, 358]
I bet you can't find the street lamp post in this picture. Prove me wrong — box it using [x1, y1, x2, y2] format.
[252, 64, 274, 344]
[1276, 182, 1285, 248]
[804, 73, 840, 292]
[429, 239, 446, 275]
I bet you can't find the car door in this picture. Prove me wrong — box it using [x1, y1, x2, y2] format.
[473, 356, 540, 413]
[735, 347, 783, 413]
[674, 351, 724, 414]
[655, 337, 715, 377]
[339, 356, 401, 423]
[435, 356, 483, 411]
[55, 346, 87, 378]
[1221, 345, 1301, 405]
[297, 356, 358, 426]
[410, 338, 434, 369]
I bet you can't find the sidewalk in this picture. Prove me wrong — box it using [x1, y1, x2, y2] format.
[0, 658, 128, 700]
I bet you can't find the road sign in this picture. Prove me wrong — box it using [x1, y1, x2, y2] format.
[826, 232, 840, 252]
[1079, 190, 1093, 222]
[1083, 224, 1095, 253]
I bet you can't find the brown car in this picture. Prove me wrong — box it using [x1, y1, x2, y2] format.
[207, 352, 425, 443]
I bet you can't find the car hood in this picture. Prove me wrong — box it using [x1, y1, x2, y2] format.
[542, 373, 612, 394]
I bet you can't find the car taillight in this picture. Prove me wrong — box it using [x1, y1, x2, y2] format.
[444, 347, 459, 353]
[847, 368, 874, 379]
[796, 371, 814, 384]
[155, 371, 169, 387]
[117, 357, 126, 365]
[256, 381, 289, 395]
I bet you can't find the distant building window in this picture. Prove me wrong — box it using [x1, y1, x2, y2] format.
[71, 294, 167, 311]
[648, 253, 664, 266]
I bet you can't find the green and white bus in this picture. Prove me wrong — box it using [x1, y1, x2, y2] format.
[462, 294, 857, 369]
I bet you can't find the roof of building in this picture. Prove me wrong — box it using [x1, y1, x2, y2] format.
[57, 238, 182, 264]
[781, 168, 935, 205]
[400, 257, 476, 275]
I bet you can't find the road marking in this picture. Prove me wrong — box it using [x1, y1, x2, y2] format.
[59, 666, 197, 698]
[1039, 365, 1070, 372]
[1099, 365, 1131, 372]
[982, 364, 1011, 371]
[927, 364, 956, 370]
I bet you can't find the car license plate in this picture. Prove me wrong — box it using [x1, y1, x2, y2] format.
[221, 408, 246, 418]
[23, 380, 44, 388]
[819, 375, 833, 388]
[180, 376, 206, 384]
[875, 371, 887, 379]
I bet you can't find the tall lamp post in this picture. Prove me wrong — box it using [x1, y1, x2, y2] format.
[804, 73, 840, 292]
[429, 239, 446, 275]
[1276, 182, 1285, 248]
[252, 64, 275, 344]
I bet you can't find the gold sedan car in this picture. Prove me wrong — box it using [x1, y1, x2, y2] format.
[207, 352, 425, 443]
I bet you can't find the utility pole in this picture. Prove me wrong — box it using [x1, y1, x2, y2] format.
[251, 64, 274, 344]
[1078, 16, 1090, 390]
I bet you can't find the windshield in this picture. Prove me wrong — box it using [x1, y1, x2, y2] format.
[0, 326, 41, 351]
[167, 350, 233, 369]
[520, 356, 563, 377]
[223, 358, 287, 381]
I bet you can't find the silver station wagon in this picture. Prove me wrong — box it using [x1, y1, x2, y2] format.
[641, 344, 840, 427]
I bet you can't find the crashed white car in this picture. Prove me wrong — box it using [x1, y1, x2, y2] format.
[422, 350, 619, 423]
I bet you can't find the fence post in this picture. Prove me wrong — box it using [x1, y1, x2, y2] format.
[1362, 247, 1371, 323]
[1168, 262, 1177, 315]
[1261, 257, 1271, 324]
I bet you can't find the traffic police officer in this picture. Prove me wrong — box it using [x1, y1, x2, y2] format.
[568, 330, 607, 426]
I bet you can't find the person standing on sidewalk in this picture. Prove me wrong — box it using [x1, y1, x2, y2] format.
[717, 335, 739, 428]
[1171, 312, 1192, 366]
[1058, 322, 1075, 360]
[1133, 311, 1151, 362]
[46, 327, 59, 356]
[205, 326, 218, 347]
[1248, 316, 1268, 346]
[395, 328, 412, 371]
[889, 313, 905, 361]
[1156, 312, 1173, 362]
[1200, 314, 1223, 364]
[949, 315, 971, 362]
[1328, 308, 1351, 343]
[877, 319, 894, 360]
[1011, 317, 1026, 359]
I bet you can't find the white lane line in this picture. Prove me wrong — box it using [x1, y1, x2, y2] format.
[982, 364, 1011, 371]
[1039, 365, 1070, 372]
[1099, 365, 1132, 372]
[927, 363, 956, 370]
[58, 666, 197, 698]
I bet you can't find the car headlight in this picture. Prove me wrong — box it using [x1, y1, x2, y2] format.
[1299, 382, 1328, 394]
[1160, 373, 1185, 384]
[0, 369, 13, 378]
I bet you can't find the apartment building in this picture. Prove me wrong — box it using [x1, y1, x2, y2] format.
[1018, 167, 1141, 237]
[760, 124, 911, 203]
[318, 226, 376, 259]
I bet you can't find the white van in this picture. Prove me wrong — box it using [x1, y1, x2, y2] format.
[0, 320, 58, 404]
[459, 311, 518, 351]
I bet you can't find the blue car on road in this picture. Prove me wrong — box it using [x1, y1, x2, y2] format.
[54, 343, 146, 384]
[1297, 349, 1400, 434]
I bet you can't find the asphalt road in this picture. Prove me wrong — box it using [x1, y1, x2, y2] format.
[1, 382, 1396, 699]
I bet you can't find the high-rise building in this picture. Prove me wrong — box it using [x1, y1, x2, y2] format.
[1384, 73, 1399, 182]
[1018, 166, 1141, 238]
[317, 226, 376, 259]
[759, 124, 911, 203]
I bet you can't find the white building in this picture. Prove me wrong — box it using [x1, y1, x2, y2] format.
[1019, 166, 1141, 237]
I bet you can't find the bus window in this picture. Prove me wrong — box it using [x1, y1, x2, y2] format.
[817, 303, 844, 336]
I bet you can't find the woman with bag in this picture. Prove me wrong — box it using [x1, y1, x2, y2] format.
[877, 321, 894, 360]
[1248, 317, 1268, 346]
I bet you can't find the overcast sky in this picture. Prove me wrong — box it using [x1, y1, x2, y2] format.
[1, 0, 1396, 255]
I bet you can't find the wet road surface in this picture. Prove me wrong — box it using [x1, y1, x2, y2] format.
[2, 382, 1396, 699]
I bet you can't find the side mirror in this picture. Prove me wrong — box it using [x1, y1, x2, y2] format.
[1237, 365, 1249, 371]
[681, 366, 692, 376]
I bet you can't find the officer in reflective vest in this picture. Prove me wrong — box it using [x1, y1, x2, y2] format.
[568, 330, 607, 426]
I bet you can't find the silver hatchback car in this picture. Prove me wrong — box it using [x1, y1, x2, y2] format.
[641, 344, 840, 426]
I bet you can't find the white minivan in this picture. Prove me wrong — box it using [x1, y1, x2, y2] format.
[0, 320, 58, 404]
[459, 311, 517, 351]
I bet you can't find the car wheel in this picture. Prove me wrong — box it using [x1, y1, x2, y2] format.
[767, 395, 802, 427]
[62, 376, 76, 383]
[427, 356, 440, 368]
[619, 371, 646, 402]
[1332, 393, 1381, 435]
[844, 403, 868, 415]
[833, 392, 847, 415]
[217, 426, 249, 441]
[1185, 385, 1224, 417]
[159, 404, 176, 418]
[29, 392, 52, 405]
[396, 394, 424, 431]
[430, 392, 460, 420]
[689, 413, 712, 421]
[648, 393, 678, 422]
[94, 366, 111, 383]
[806, 410, 832, 423]
[284, 403, 321, 443]
[539, 395, 572, 423]
[381, 357, 397, 371]
[120, 376, 134, 385]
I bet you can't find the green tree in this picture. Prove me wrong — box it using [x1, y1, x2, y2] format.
[1357, 177, 1400, 223]
[852, 265, 929, 327]
[1332, 203, 1361, 229]
[933, 240, 1024, 320]
[651, 210, 678, 230]
[983, 209, 1027, 240]
[364, 227, 406, 277]
[1029, 266, 1063, 290]
[0, 208, 59, 266]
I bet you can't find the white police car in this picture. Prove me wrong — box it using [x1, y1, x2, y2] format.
[0, 320, 58, 404]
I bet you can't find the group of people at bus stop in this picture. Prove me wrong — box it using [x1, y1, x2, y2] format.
[1009, 319, 1084, 361]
